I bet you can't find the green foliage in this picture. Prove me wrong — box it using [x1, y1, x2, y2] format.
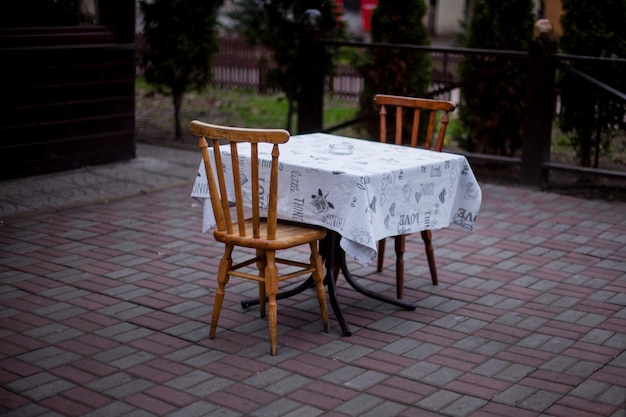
[139, 0, 223, 139]
[456, 0, 534, 156]
[228, 0, 346, 129]
[357, 0, 432, 141]
[359, 2, 432, 94]
[558, 0, 626, 167]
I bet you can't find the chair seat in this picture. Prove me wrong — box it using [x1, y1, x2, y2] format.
[214, 219, 327, 250]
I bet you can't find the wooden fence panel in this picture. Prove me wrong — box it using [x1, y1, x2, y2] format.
[208, 37, 461, 101]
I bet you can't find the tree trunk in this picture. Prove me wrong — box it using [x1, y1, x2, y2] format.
[579, 116, 593, 167]
[173, 91, 183, 140]
[286, 98, 294, 132]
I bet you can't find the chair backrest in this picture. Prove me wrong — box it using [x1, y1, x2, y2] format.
[191, 120, 290, 240]
[374, 94, 456, 151]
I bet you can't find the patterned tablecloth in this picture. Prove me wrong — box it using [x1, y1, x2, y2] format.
[191, 133, 482, 265]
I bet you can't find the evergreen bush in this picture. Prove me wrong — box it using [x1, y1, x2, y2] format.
[358, 0, 431, 141]
[456, 0, 534, 156]
[558, 0, 626, 167]
[139, 0, 223, 139]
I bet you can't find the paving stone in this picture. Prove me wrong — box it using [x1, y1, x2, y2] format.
[359, 401, 407, 417]
[382, 338, 422, 355]
[321, 365, 367, 386]
[471, 358, 512, 377]
[475, 294, 507, 307]
[23, 378, 75, 401]
[496, 364, 535, 382]
[310, 340, 354, 357]
[331, 345, 374, 363]
[17, 347, 81, 370]
[452, 318, 488, 333]
[343, 370, 388, 391]
[518, 334, 552, 349]
[416, 389, 462, 412]
[518, 390, 561, 412]
[403, 343, 444, 361]
[2, 146, 626, 417]
[335, 393, 384, 416]
[515, 316, 548, 331]
[596, 386, 626, 407]
[33, 303, 87, 321]
[0, 403, 51, 417]
[105, 378, 155, 400]
[164, 401, 224, 417]
[104, 285, 154, 300]
[580, 329, 615, 345]
[473, 340, 508, 356]
[539, 336, 575, 353]
[5, 372, 58, 393]
[81, 401, 138, 417]
[179, 349, 228, 367]
[184, 376, 235, 397]
[569, 379, 611, 400]
[278, 404, 326, 417]
[109, 350, 156, 370]
[565, 361, 602, 378]
[540, 356, 578, 373]
[266, 374, 313, 395]
[440, 395, 488, 417]
[493, 384, 536, 406]
[398, 361, 440, 381]
[96, 302, 154, 320]
[421, 367, 464, 387]
[249, 397, 302, 417]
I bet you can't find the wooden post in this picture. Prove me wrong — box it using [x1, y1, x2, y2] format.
[520, 29, 557, 187]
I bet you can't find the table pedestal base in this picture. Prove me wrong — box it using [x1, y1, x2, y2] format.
[240, 231, 416, 336]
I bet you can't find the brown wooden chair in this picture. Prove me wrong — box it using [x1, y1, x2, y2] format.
[374, 94, 456, 298]
[191, 120, 329, 355]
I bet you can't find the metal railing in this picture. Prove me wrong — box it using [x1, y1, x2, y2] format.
[204, 37, 626, 188]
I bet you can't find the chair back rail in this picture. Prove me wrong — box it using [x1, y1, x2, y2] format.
[192, 121, 289, 240]
[375, 94, 455, 151]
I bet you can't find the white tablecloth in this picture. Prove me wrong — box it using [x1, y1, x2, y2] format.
[191, 133, 482, 265]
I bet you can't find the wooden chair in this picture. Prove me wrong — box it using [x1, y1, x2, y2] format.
[374, 94, 456, 298]
[191, 120, 329, 355]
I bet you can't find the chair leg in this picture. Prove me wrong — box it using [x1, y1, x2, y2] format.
[394, 236, 405, 299]
[264, 251, 279, 355]
[210, 245, 233, 339]
[421, 229, 438, 285]
[377, 238, 386, 272]
[310, 242, 329, 333]
[256, 249, 266, 318]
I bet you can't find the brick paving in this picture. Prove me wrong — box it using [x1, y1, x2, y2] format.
[1, 144, 625, 416]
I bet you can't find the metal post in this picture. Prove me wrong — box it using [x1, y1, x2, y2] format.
[520, 20, 557, 187]
[297, 10, 324, 135]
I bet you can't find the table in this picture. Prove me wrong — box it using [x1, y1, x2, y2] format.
[191, 133, 482, 334]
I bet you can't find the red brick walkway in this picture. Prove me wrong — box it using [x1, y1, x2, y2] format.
[1, 147, 625, 416]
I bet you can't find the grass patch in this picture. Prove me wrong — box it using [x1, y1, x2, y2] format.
[136, 81, 359, 145]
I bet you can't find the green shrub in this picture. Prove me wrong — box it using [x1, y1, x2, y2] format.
[456, 0, 534, 156]
[558, 0, 626, 167]
[358, 0, 431, 141]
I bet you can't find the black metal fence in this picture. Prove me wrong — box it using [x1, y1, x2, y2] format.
[212, 37, 463, 102]
[205, 36, 626, 189]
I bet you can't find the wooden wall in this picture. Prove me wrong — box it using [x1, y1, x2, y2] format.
[0, 1, 136, 180]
